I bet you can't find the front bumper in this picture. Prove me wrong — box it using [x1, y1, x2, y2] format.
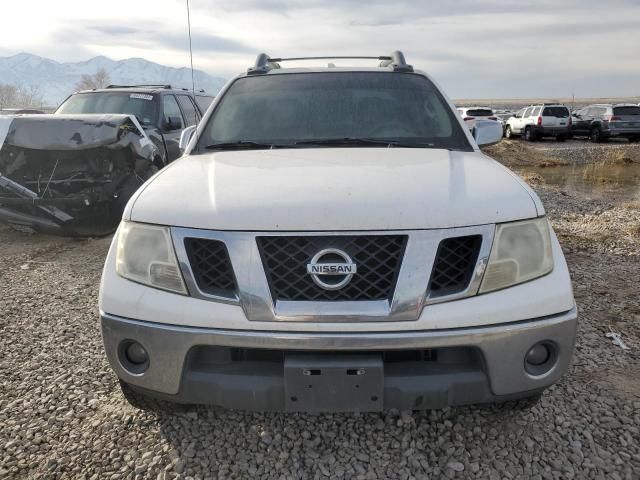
[102, 307, 577, 411]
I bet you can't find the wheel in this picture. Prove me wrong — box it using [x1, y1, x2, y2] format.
[119, 380, 185, 414]
[555, 134, 566, 142]
[590, 127, 602, 143]
[505, 125, 513, 139]
[524, 127, 536, 142]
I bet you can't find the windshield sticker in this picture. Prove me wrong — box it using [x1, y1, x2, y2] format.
[130, 94, 153, 101]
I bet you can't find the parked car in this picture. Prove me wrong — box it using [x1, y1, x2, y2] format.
[0, 85, 214, 236]
[56, 85, 214, 163]
[456, 106, 498, 132]
[99, 51, 576, 413]
[0, 114, 160, 236]
[571, 104, 640, 142]
[494, 112, 515, 135]
[505, 104, 571, 141]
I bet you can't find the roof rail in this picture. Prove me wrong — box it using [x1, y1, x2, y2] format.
[105, 84, 172, 89]
[247, 51, 413, 75]
[379, 51, 413, 72]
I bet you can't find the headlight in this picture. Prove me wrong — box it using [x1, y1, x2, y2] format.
[480, 217, 553, 293]
[115, 222, 187, 294]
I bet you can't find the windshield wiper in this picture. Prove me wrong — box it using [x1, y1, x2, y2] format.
[294, 137, 435, 148]
[204, 141, 285, 150]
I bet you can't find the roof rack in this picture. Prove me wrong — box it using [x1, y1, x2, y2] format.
[247, 51, 413, 75]
[105, 84, 172, 89]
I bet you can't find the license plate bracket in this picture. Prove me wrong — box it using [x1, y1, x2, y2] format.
[284, 354, 383, 412]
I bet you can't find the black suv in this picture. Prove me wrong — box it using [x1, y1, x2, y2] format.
[571, 104, 640, 143]
[56, 85, 214, 165]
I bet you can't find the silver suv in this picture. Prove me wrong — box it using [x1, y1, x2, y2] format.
[571, 104, 640, 143]
[505, 104, 571, 141]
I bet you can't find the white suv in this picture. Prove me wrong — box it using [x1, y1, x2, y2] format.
[99, 52, 577, 413]
[505, 104, 571, 141]
[456, 106, 498, 132]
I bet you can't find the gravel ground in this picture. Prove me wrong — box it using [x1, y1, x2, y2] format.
[529, 139, 640, 165]
[1, 174, 639, 479]
[484, 138, 640, 168]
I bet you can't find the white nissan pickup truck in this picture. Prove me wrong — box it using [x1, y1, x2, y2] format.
[99, 52, 577, 413]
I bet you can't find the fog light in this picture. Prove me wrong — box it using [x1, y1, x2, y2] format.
[524, 341, 556, 376]
[526, 344, 550, 366]
[118, 340, 149, 374]
[125, 342, 148, 365]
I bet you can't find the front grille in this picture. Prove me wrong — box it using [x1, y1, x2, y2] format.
[257, 235, 407, 302]
[428, 235, 482, 297]
[184, 238, 237, 297]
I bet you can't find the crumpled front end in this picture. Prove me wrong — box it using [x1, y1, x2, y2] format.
[0, 114, 159, 236]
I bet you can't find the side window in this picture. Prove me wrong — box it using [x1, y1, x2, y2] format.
[532, 107, 542, 116]
[515, 109, 525, 119]
[162, 95, 184, 130]
[195, 95, 213, 113]
[523, 107, 533, 118]
[177, 95, 198, 126]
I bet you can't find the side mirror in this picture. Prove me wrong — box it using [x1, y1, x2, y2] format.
[474, 119, 503, 147]
[573, 113, 581, 119]
[178, 125, 196, 151]
[164, 116, 183, 131]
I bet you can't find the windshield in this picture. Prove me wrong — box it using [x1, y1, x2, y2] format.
[196, 72, 472, 151]
[613, 106, 640, 116]
[56, 92, 158, 126]
[542, 107, 569, 118]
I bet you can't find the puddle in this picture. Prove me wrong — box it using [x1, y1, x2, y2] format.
[518, 163, 640, 202]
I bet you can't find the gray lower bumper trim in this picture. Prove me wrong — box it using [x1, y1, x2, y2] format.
[101, 308, 577, 410]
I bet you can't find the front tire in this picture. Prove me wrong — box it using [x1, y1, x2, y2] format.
[119, 380, 184, 414]
[505, 125, 513, 139]
[590, 127, 602, 143]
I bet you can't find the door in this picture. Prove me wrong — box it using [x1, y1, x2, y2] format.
[541, 106, 569, 129]
[513, 107, 531, 133]
[161, 94, 186, 161]
[572, 108, 590, 135]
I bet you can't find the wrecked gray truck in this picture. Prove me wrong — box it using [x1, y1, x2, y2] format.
[0, 114, 160, 236]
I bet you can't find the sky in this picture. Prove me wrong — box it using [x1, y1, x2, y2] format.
[1, 0, 640, 99]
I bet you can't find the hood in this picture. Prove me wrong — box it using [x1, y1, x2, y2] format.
[128, 148, 540, 231]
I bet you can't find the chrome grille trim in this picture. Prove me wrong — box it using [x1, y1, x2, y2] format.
[171, 226, 495, 322]
[256, 235, 407, 302]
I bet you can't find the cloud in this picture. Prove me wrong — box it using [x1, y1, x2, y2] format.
[79, 22, 254, 53]
[1, 0, 639, 98]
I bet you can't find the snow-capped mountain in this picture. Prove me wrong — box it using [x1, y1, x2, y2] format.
[0, 53, 227, 106]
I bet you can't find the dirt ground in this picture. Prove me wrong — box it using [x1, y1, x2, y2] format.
[0, 140, 639, 479]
